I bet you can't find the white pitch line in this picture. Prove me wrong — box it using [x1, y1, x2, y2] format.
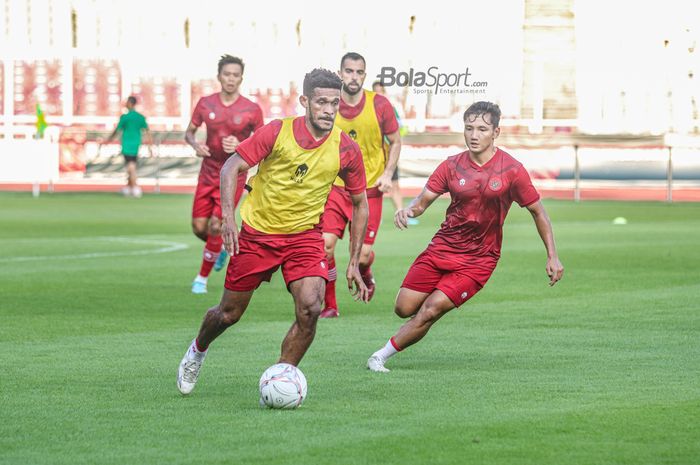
[0, 236, 189, 263]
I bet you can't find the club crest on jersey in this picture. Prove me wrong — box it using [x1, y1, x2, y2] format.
[348, 129, 358, 140]
[291, 163, 309, 183]
[208, 112, 216, 120]
[488, 178, 502, 191]
[459, 178, 466, 186]
[233, 115, 242, 124]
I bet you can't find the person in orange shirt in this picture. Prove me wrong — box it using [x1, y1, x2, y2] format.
[320, 52, 402, 318]
[177, 68, 370, 396]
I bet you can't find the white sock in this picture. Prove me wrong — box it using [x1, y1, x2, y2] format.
[373, 339, 399, 361]
[194, 274, 208, 284]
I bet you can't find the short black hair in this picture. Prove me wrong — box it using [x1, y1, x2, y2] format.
[303, 68, 342, 97]
[340, 52, 366, 69]
[463, 101, 501, 128]
[126, 96, 137, 105]
[218, 54, 245, 75]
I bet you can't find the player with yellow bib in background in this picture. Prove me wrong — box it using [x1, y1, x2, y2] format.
[177, 69, 370, 396]
[321, 52, 402, 318]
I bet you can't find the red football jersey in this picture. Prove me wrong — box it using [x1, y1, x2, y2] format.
[190, 93, 264, 185]
[424, 148, 540, 283]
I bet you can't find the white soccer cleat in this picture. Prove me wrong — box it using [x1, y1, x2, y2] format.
[191, 279, 207, 294]
[367, 355, 390, 373]
[132, 186, 143, 198]
[177, 341, 207, 395]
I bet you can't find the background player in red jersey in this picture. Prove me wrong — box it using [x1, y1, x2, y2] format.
[177, 69, 369, 396]
[367, 101, 564, 372]
[320, 52, 401, 318]
[185, 55, 264, 294]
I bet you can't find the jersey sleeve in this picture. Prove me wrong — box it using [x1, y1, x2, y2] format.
[141, 114, 148, 129]
[338, 134, 366, 195]
[374, 94, 400, 136]
[510, 164, 540, 207]
[235, 119, 283, 167]
[425, 159, 451, 195]
[251, 104, 265, 131]
[116, 114, 126, 131]
[190, 98, 205, 127]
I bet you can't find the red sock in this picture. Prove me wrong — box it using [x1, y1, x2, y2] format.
[360, 250, 375, 276]
[390, 336, 403, 352]
[195, 338, 208, 352]
[324, 256, 337, 310]
[199, 235, 222, 277]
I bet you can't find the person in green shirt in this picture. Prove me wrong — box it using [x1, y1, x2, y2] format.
[102, 96, 152, 197]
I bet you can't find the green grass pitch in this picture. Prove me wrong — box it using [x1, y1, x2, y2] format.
[1, 192, 698, 465]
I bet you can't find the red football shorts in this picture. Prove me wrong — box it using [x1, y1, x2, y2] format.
[401, 249, 490, 308]
[192, 172, 246, 219]
[224, 224, 328, 292]
[322, 186, 383, 244]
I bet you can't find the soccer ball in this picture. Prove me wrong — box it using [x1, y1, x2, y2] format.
[259, 363, 307, 409]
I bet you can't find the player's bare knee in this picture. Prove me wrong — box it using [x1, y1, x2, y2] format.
[216, 302, 243, 326]
[209, 223, 221, 236]
[298, 299, 322, 319]
[192, 221, 207, 239]
[394, 302, 417, 319]
[360, 248, 373, 265]
[219, 308, 241, 326]
[208, 217, 221, 236]
[417, 304, 444, 326]
[323, 243, 335, 259]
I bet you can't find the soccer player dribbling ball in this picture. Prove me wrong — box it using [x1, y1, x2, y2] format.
[177, 68, 370, 396]
[367, 101, 564, 373]
[185, 55, 264, 294]
[320, 52, 402, 318]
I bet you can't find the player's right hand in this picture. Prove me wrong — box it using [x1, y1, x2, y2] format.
[374, 173, 393, 193]
[546, 256, 564, 286]
[346, 264, 370, 303]
[394, 208, 413, 230]
[195, 144, 211, 157]
[222, 135, 240, 154]
[221, 218, 240, 255]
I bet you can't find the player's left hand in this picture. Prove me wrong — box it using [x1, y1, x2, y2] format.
[346, 264, 370, 302]
[221, 217, 240, 255]
[394, 207, 414, 230]
[374, 173, 393, 193]
[222, 135, 241, 154]
[546, 256, 564, 286]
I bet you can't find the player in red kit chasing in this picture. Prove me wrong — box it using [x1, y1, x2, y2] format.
[367, 101, 564, 372]
[185, 55, 264, 294]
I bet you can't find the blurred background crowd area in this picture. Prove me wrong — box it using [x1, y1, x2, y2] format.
[0, 0, 698, 187]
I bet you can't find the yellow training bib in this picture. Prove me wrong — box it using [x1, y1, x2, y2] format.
[241, 117, 342, 234]
[334, 90, 385, 188]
